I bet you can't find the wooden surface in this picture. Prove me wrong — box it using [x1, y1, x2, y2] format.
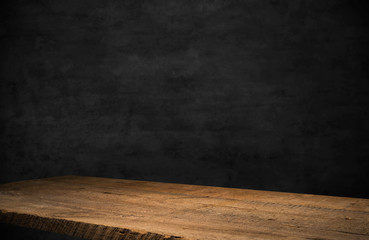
[0, 176, 368, 240]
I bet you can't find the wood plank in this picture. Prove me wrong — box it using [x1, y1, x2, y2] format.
[0, 176, 368, 240]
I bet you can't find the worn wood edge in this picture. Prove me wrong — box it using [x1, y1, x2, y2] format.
[53, 175, 369, 199]
[10, 175, 369, 201]
[7, 175, 367, 215]
[0, 209, 184, 240]
[39, 175, 369, 210]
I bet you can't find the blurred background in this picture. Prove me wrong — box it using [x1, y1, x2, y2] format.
[1, 0, 368, 238]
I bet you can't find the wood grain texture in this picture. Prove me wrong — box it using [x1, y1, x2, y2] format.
[0, 176, 368, 240]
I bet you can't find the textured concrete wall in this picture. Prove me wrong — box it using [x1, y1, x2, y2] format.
[1, 0, 368, 203]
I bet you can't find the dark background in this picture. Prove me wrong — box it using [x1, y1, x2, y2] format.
[1, 0, 369, 239]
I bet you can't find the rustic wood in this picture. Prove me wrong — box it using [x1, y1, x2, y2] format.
[0, 176, 368, 240]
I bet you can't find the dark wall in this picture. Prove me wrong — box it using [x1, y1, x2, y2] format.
[1, 0, 369, 202]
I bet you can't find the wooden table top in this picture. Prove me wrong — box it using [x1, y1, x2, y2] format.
[0, 176, 368, 240]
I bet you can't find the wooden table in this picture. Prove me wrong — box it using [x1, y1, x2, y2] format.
[0, 176, 368, 240]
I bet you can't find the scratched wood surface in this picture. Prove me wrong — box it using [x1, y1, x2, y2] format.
[0, 176, 368, 240]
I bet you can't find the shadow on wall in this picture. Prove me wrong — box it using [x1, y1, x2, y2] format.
[0, 0, 368, 198]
